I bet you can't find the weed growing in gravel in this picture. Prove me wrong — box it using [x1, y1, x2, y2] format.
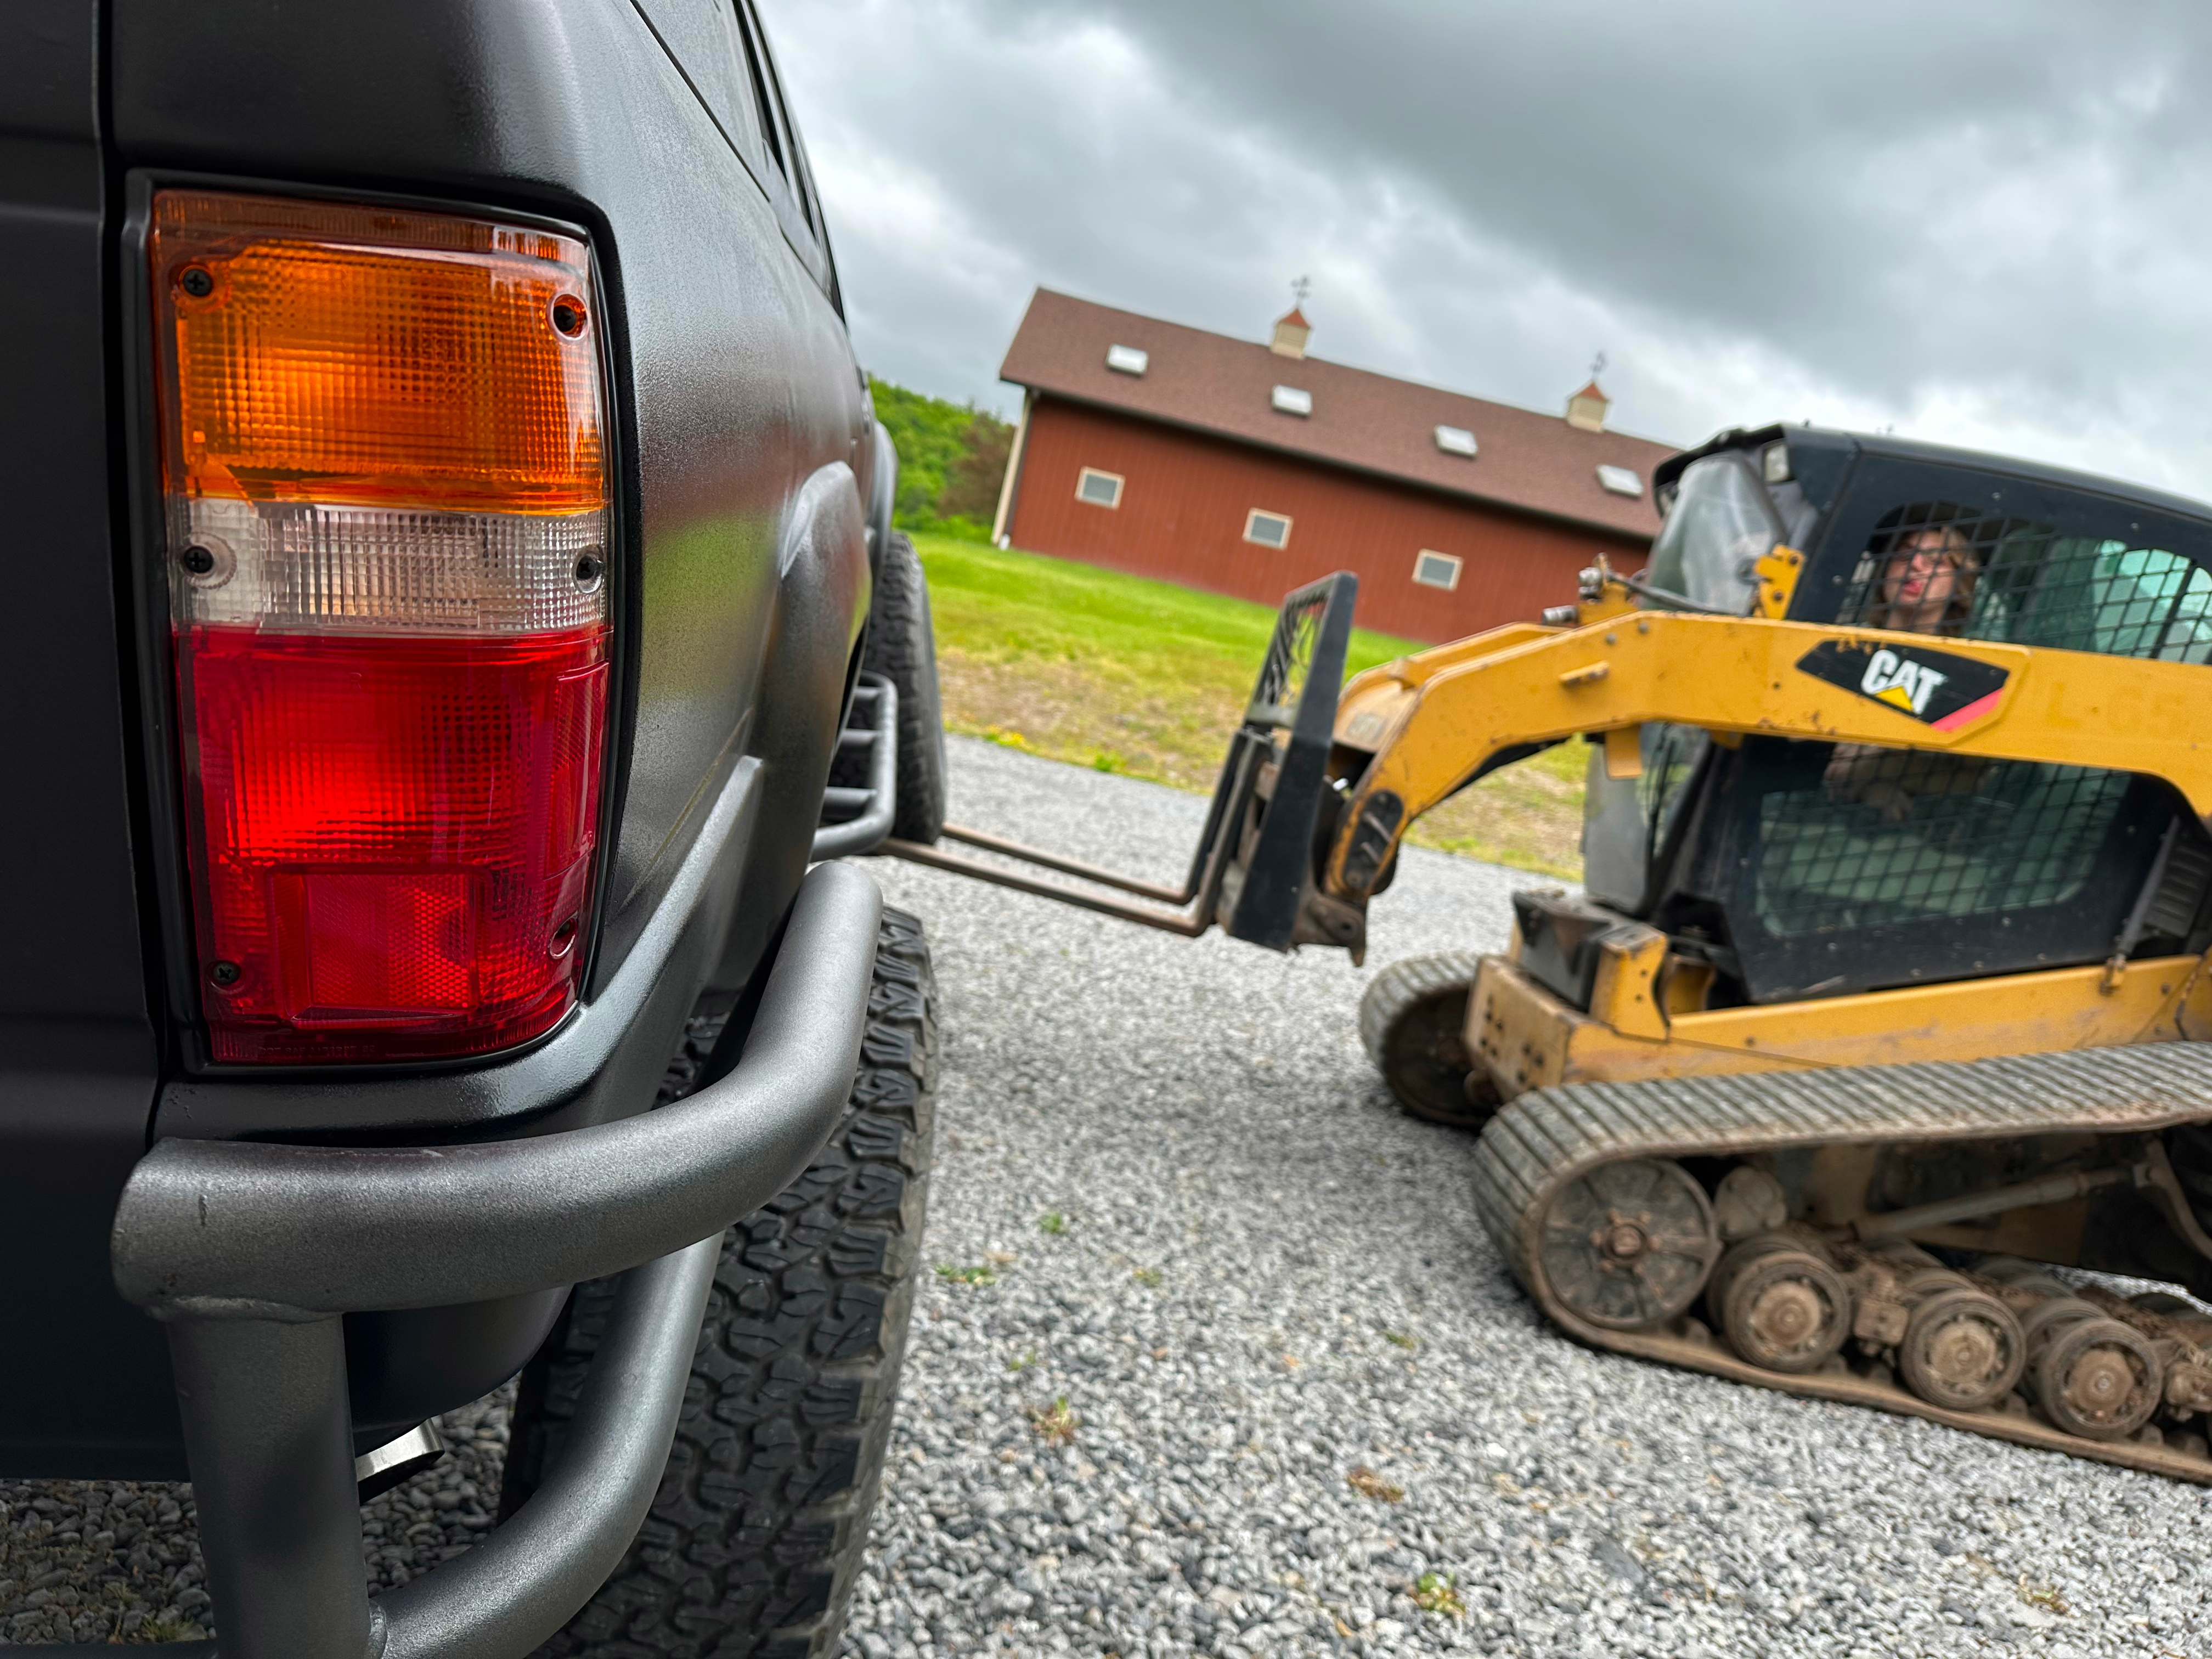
[1008, 1350, 1036, 1372]
[1037, 1210, 1067, 1235]
[1413, 1572, 1466, 1618]
[1346, 1466, 1404, 1503]
[1132, 1266, 1163, 1287]
[140, 1618, 203, 1643]
[1383, 1329, 1418, 1350]
[936, 1264, 997, 1285]
[2019, 1577, 2069, 1615]
[1030, 1396, 1079, 1446]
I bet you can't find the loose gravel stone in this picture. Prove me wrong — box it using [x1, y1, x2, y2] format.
[0, 1384, 511, 1644]
[10, 735, 2212, 1655]
[837, 737, 2212, 1658]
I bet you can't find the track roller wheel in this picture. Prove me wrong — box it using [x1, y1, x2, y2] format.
[1358, 952, 1496, 1127]
[2033, 1316, 2164, 1441]
[1707, 1233, 1852, 1374]
[1538, 1159, 1720, 1330]
[1898, 1289, 2025, 1412]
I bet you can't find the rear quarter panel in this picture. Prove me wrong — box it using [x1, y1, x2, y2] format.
[109, 0, 872, 1005]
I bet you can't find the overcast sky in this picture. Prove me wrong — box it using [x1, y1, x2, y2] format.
[772, 1, 2212, 500]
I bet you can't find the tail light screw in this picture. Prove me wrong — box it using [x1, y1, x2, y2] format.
[179, 264, 215, 298]
[179, 539, 234, 588]
[208, 960, 242, 989]
[550, 917, 579, 958]
[551, 296, 588, 337]
[574, 555, 605, 588]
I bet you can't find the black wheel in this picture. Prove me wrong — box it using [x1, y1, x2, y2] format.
[503, 906, 937, 1657]
[1537, 1158, 1720, 1331]
[860, 532, 947, 845]
[1357, 951, 1496, 1127]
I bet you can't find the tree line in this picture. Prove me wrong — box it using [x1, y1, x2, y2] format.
[868, 377, 1013, 541]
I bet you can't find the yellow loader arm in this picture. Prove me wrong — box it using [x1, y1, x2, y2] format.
[1324, 566, 2212, 899]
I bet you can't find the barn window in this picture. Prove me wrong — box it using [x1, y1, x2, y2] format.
[1412, 550, 1463, 591]
[1270, 385, 1313, 417]
[1076, 467, 1124, 509]
[1596, 464, 1644, 497]
[1433, 425, 1478, 458]
[1105, 343, 1149, 375]
[1244, 509, 1292, 549]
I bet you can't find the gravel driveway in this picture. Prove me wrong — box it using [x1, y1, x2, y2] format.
[845, 737, 2212, 1659]
[8, 735, 2212, 1654]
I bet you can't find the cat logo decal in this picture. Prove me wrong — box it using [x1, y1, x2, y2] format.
[1796, 640, 2010, 732]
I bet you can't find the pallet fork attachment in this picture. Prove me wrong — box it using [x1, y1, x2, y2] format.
[881, 573, 1360, 951]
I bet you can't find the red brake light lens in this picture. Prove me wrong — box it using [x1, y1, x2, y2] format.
[151, 192, 613, 1064]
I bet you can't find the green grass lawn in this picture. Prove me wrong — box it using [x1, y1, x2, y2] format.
[912, 532, 1586, 877]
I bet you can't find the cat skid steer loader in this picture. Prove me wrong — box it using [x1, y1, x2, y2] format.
[886, 424, 2212, 1482]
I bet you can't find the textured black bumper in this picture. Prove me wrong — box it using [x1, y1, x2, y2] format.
[4, 861, 883, 1659]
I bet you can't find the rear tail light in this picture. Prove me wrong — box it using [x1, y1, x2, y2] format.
[149, 191, 613, 1064]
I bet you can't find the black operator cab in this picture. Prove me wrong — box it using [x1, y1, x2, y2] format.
[1575, 426, 2212, 1008]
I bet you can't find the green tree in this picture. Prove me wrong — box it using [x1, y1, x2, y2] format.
[868, 378, 1012, 541]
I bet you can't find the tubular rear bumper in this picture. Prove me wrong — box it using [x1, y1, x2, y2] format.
[12, 861, 883, 1659]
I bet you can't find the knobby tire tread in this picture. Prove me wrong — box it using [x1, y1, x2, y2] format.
[504, 906, 938, 1657]
[861, 533, 947, 845]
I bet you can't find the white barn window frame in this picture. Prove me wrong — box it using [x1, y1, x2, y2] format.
[1412, 549, 1463, 591]
[1075, 466, 1125, 509]
[1244, 508, 1293, 549]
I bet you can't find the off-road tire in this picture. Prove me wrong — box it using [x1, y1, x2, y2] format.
[859, 532, 947, 845]
[503, 906, 938, 1657]
[1358, 951, 1497, 1128]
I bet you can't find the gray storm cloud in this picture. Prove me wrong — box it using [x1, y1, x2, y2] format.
[771, 0, 2212, 498]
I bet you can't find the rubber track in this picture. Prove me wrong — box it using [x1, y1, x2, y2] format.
[1357, 951, 1486, 1070]
[1471, 1041, 2212, 1483]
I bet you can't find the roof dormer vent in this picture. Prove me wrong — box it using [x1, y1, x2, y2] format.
[1271, 384, 1312, 417]
[1105, 343, 1149, 376]
[1434, 424, 1477, 458]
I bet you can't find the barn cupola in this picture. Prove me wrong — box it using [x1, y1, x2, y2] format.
[1269, 306, 1311, 359]
[1565, 377, 1610, 433]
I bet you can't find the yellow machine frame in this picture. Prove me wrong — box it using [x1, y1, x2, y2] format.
[1322, 559, 2212, 1099]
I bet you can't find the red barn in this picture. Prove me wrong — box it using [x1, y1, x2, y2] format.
[989, 289, 1676, 643]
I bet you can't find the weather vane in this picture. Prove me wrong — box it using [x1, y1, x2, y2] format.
[1290, 275, 1312, 307]
[1590, 350, 1607, 381]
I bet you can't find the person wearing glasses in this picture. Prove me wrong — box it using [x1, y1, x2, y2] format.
[1825, 521, 1985, 821]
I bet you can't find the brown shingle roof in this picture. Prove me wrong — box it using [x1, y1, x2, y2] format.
[999, 289, 1674, 540]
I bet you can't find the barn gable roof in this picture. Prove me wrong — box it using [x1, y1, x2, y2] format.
[998, 288, 1675, 540]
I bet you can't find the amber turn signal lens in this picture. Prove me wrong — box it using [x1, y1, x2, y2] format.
[151, 191, 604, 515]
